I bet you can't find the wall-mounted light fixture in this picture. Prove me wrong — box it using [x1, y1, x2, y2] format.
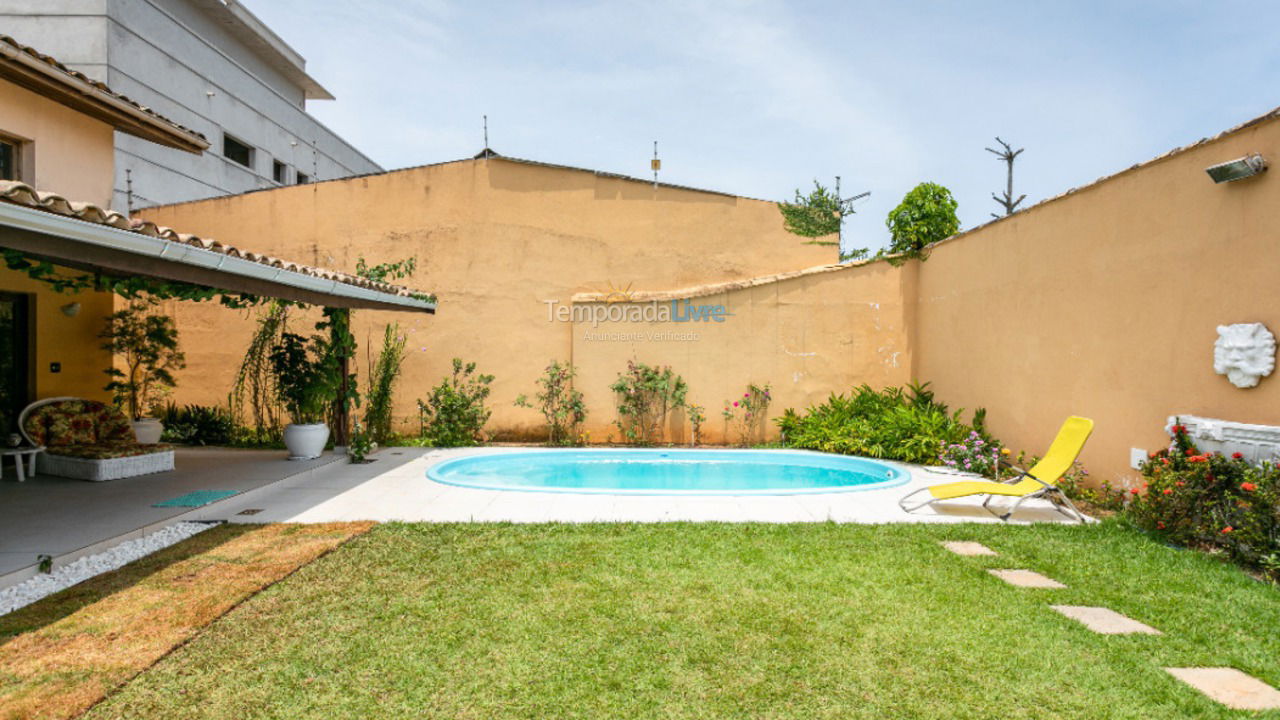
[1205, 153, 1266, 183]
[59, 302, 80, 317]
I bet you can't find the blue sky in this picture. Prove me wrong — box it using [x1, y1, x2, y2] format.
[253, 1, 1280, 253]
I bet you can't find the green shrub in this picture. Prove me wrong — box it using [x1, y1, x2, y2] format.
[416, 359, 493, 447]
[268, 332, 339, 425]
[515, 360, 587, 446]
[882, 182, 959, 264]
[776, 382, 982, 465]
[364, 323, 407, 444]
[158, 403, 234, 446]
[610, 361, 688, 446]
[1127, 422, 1279, 581]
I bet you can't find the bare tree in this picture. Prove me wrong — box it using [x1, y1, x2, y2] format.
[986, 137, 1026, 218]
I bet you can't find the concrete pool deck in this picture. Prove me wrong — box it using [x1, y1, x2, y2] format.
[207, 447, 1086, 525]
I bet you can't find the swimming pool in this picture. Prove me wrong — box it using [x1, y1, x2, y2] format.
[426, 449, 908, 495]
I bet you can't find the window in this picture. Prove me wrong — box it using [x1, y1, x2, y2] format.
[0, 137, 19, 181]
[295, 171, 310, 185]
[222, 134, 254, 168]
[272, 160, 287, 184]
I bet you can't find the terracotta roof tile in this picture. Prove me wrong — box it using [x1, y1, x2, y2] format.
[0, 181, 434, 302]
[1, 34, 207, 146]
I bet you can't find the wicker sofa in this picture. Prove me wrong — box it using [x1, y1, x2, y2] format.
[19, 397, 175, 481]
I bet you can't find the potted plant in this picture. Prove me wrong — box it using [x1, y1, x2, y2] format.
[99, 301, 185, 444]
[268, 331, 338, 459]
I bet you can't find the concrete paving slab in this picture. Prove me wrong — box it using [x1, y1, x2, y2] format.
[1050, 605, 1161, 634]
[988, 569, 1067, 588]
[1165, 668, 1280, 710]
[941, 541, 997, 556]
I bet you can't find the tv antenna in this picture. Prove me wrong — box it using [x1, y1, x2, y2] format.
[651, 141, 661, 189]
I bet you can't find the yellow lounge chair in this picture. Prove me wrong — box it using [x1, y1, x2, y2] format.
[898, 416, 1094, 523]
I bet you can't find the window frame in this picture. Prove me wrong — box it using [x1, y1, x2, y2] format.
[222, 133, 255, 169]
[0, 131, 31, 183]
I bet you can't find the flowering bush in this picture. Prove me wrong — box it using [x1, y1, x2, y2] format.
[610, 361, 688, 446]
[687, 404, 706, 446]
[722, 384, 771, 447]
[938, 431, 1000, 478]
[1128, 421, 1280, 581]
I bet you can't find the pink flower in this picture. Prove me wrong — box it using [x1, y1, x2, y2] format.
[732, 401, 739, 407]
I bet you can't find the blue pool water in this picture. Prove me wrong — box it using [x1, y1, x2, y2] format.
[427, 449, 907, 495]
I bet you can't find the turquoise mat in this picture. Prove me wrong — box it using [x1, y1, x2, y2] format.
[153, 490, 238, 508]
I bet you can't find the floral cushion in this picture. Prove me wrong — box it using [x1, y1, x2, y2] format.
[46, 442, 173, 460]
[23, 399, 135, 447]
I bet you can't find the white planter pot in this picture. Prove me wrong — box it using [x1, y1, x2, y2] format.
[283, 423, 329, 460]
[132, 418, 164, 445]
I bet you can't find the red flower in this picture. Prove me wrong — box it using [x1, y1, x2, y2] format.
[1161, 458, 1170, 466]
[1232, 452, 1244, 460]
[1162, 488, 1173, 495]
[1185, 448, 1195, 456]
[1147, 451, 1157, 459]
[1157, 521, 1166, 529]
[1130, 488, 1141, 495]
[1221, 526, 1233, 534]
[1241, 482, 1257, 492]
[1175, 481, 1185, 487]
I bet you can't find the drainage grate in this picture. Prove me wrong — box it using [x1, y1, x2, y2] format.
[236, 508, 264, 516]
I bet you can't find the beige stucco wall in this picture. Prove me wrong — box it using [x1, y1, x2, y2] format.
[912, 116, 1280, 486]
[0, 80, 115, 207]
[0, 77, 119, 404]
[139, 157, 834, 436]
[567, 261, 914, 443]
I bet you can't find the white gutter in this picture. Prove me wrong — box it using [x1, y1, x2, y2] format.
[0, 202, 436, 312]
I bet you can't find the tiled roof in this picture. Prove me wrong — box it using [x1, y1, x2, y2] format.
[0, 181, 434, 302]
[0, 34, 208, 151]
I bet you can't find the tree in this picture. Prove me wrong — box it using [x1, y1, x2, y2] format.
[99, 300, 186, 419]
[882, 182, 960, 264]
[777, 179, 870, 260]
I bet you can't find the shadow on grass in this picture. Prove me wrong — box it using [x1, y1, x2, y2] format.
[0, 523, 260, 644]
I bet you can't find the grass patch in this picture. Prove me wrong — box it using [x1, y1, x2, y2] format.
[70, 521, 1280, 719]
[0, 522, 372, 720]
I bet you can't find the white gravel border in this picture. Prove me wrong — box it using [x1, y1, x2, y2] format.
[0, 521, 217, 616]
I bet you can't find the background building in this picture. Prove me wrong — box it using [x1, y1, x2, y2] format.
[0, 0, 382, 211]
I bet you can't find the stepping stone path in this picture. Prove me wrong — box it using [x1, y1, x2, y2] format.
[940, 541, 997, 556]
[1165, 668, 1280, 710]
[1049, 605, 1161, 635]
[946, 541, 1277, 712]
[987, 568, 1066, 589]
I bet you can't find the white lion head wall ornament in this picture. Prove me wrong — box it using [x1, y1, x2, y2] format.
[1213, 323, 1276, 389]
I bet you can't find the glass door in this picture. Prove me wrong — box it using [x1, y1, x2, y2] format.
[0, 293, 32, 437]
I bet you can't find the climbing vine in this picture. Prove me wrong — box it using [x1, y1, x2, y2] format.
[2, 248, 268, 308]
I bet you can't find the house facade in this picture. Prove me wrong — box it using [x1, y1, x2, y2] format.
[0, 0, 381, 211]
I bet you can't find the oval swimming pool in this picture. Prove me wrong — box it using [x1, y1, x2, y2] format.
[426, 449, 907, 495]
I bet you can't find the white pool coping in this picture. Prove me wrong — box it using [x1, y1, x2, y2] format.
[210, 447, 1087, 525]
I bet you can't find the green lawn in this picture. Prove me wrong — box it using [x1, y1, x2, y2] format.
[84, 521, 1279, 719]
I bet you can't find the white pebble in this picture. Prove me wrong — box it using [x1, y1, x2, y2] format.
[0, 521, 216, 616]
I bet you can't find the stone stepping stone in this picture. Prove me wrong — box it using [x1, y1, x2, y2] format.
[988, 569, 1066, 588]
[1050, 605, 1161, 635]
[941, 541, 997, 556]
[1165, 668, 1280, 710]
